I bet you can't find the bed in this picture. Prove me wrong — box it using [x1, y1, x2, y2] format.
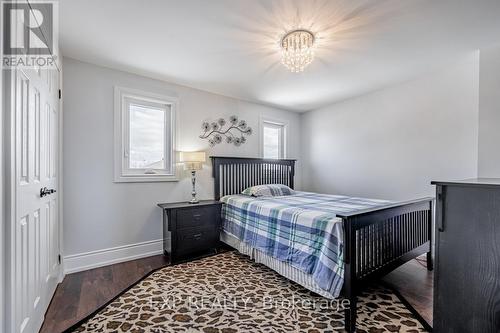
[211, 156, 433, 333]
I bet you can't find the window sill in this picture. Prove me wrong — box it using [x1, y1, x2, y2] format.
[114, 174, 179, 183]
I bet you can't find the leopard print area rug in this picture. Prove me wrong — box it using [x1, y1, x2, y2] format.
[68, 251, 429, 333]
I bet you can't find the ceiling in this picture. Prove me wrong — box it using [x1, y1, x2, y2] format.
[60, 0, 500, 112]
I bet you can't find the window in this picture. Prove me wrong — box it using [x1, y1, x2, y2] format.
[261, 119, 286, 159]
[114, 87, 177, 182]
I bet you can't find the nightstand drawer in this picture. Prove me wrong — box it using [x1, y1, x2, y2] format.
[176, 207, 216, 229]
[176, 227, 218, 255]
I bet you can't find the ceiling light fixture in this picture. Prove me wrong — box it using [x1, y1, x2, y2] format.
[280, 29, 315, 73]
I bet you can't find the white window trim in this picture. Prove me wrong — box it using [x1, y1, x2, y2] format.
[114, 86, 179, 182]
[259, 117, 288, 159]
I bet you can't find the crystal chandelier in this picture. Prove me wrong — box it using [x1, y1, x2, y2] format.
[280, 29, 315, 73]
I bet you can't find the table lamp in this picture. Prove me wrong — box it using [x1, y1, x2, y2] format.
[179, 151, 206, 204]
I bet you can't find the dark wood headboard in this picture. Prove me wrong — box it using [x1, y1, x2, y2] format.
[211, 156, 296, 200]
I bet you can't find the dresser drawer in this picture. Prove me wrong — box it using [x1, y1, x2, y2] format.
[176, 227, 218, 255]
[176, 207, 217, 229]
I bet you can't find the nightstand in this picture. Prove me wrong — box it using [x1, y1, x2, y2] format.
[157, 200, 222, 264]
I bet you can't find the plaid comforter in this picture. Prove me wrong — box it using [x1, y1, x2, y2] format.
[221, 191, 391, 297]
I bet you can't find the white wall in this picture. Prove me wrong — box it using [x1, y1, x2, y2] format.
[301, 53, 480, 201]
[62, 57, 301, 272]
[478, 45, 500, 177]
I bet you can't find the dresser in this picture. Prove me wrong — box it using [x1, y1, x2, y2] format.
[157, 200, 222, 264]
[431, 179, 500, 332]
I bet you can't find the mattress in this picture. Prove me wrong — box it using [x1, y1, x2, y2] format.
[220, 191, 391, 297]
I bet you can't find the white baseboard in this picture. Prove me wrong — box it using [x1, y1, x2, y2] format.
[64, 239, 164, 274]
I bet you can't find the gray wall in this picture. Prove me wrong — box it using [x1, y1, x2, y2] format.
[478, 45, 500, 177]
[63, 48, 500, 271]
[62, 57, 301, 259]
[301, 53, 480, 201]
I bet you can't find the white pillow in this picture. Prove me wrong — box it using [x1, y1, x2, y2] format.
[242, 184, 295, 197]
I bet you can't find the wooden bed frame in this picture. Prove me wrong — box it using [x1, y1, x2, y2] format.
[211, 156, 433, 332]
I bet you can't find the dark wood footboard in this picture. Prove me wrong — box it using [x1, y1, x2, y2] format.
[338, 198, 434, 332]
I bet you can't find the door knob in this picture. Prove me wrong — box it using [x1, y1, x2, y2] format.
[40, 187, 57, 198]
[40, 187, 49, 197]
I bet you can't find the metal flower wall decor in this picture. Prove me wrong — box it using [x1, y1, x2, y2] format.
[200, 116, 252, 147]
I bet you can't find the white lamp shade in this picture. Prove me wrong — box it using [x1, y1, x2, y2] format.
[179, 151, 206, 162]
[179, 151, 206, 170]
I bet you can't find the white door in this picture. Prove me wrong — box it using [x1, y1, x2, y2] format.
[10, 66, 61, 333]
[6, 4, 62, 333]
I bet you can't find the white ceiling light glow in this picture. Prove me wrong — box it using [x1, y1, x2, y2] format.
[280, 29, 315, 73]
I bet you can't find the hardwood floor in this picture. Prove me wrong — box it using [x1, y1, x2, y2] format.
[40, 254, 433, 333]
[40, 255, 169, 333]
[382, 258, 433, 326]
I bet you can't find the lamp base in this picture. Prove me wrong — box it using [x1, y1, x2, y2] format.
[189, 170, 199, 204]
